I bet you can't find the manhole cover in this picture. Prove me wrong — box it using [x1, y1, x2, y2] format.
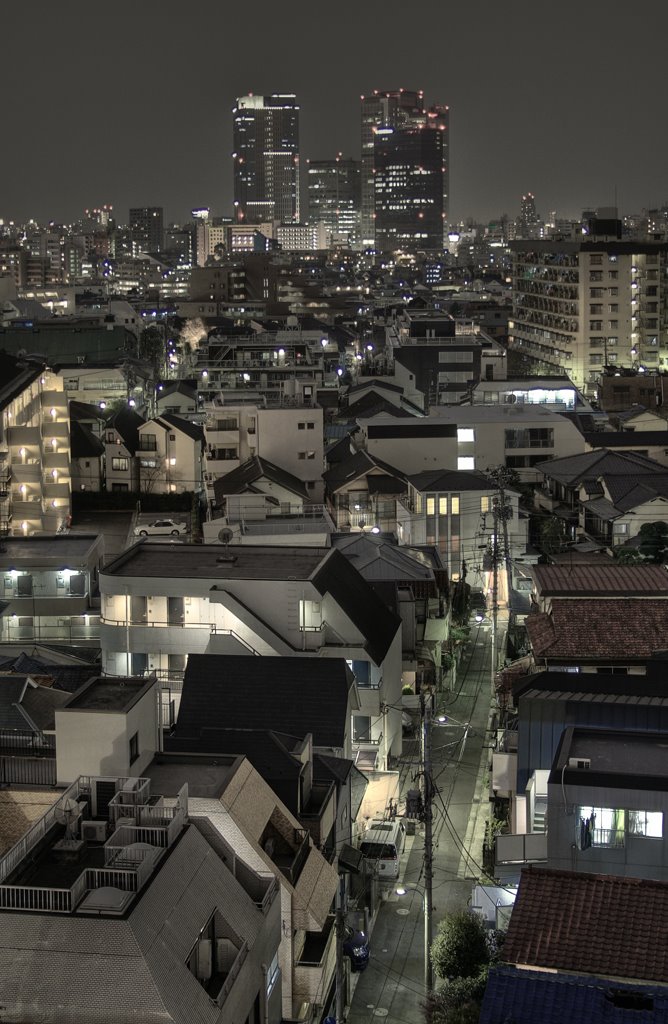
[396, 908, 410, 915]
[373, 1010, 389, 1017]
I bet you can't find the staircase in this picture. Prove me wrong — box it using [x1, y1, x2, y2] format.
[532, 807, 547, 834]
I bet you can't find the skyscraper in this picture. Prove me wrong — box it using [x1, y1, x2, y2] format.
[129, 207, 164, 253]
[232, 94, 300, 224]
[360, 90, 449, 250]
[307, 156, 361, 247]
[374, 120, 446, 253]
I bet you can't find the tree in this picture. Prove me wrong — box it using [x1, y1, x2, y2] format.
[425, 972, 489, 1024]
[638, 521, 668, 563]
[613, 546, 644, 565]
[538, 516, 565, 556]
[430, 911, 489, 981]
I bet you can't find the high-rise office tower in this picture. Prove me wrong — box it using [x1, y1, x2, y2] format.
[373, 120, 446, 253]
[307, 156, 361, 247]
[129, 207, 164, 253]
[232, 94, 300, 224]
[360, 90, 449, 249]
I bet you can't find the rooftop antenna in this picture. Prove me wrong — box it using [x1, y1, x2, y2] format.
[54, 796, 80, 842]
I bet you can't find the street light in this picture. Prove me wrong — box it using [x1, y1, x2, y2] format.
[395, 882, 432, 992]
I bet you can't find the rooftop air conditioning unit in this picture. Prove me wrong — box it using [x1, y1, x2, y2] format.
[81, 820, 107, 842]
[568, 757, 591, 770]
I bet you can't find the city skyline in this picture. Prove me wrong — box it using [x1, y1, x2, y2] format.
[2, 0, 667, 226]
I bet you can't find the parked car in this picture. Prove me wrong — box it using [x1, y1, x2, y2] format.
[134, 518, 187, 537]
[343, 926, 370, 972]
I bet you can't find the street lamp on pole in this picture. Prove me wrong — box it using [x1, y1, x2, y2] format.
[395, 883, 432, 993]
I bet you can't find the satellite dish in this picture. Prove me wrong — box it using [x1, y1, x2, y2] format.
[55, 797, 80, 841]
[218, 527, 234, 546]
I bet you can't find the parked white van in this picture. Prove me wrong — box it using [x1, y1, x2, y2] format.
[359, 820, 406, 879]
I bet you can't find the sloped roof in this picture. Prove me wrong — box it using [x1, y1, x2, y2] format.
[153, 413, 204, 443]
[408, 468, 497, 492]
[503, 867, 668, 984]
[0, 825, 270, 1024]
[213, 456, 310, 503]
[69, 400, 106, 422]
[525, 600, 668, 659]
[174, 655, 353, 749]
[480, 965, 668, 1024]
[333, 533, 434, 582]
[70, 420, 105, 459]
[322, 449, 407, 491]
[311, 548, 402, 665]
[602, 471, 668, 511]
[535, 448, 665, 485]
[107, 408, 145, 455]
[530, 563, 668, 597]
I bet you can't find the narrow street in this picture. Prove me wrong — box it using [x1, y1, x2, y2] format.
[347, 619, 496, 1023]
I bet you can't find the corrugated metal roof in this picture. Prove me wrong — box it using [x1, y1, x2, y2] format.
[531, 563, 668, 596]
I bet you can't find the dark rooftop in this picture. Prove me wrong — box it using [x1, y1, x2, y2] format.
[0, 534, 101, 563]
[531, 563, 668, 596]
[550, 727, 668, 789]
[102, 542, 328, 580]
[63, 675, 154, 713]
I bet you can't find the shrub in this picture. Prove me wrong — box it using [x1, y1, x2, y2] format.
[430, 911, 490, 981]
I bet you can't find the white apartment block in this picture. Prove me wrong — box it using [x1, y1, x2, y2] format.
[357, 405, 586, 483]
[137, 415, 204, 495]
[204, 399, 324, 501]
[510, 229, 668, 395]
[0, 358, 71, 536]
[99, 544, 403, 768]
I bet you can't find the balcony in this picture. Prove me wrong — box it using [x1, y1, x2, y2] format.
[260, 822, 311, 886]
[294, 915, 336, 1005]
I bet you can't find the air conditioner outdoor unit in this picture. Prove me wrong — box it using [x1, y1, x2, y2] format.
[568, 757, 591, 770]
[81, 820, 107, 842]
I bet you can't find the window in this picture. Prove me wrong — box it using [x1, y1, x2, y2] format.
[481, 496, 490, 513]
[589, 321, 603, 331]
[266, 952, 280, 998]
[129, 731, 139, 766]
[505, 428, 554, 449]
[590, 288, 603, 298]
[589, 304, 602, 315]
[426, 497, 435, 515]
[576, 806, 624, 848]
[458, 457, 475, 470]
[438, 496, 448, 515]
[589, 271, 603, 282]
[457, 428, 475, 443]
[607, 336, 618, 346]
[451, 496, 460, 514]
[169, 433, 176, 441]
[112, 483, 129, 491]
[298, 451, 316, 460]
[628, 810, 662, 838]
[139, 434, 157, 451]
[111, 457, 129, 471]
[298, 421, 316, 430]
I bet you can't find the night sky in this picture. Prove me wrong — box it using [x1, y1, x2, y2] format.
[2, 0, 666, 226]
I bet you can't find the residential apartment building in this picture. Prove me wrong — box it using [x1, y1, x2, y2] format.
[98, 544, 403, 768]
[0, 534, 103, 646]
[510, 214, 668, 394]
[0, 354, 71, 535]
[204, 399, 324, 501]
[358, 405, 586, 482]
[548, 727, 668, 881]
[0, 770, 284, 1024]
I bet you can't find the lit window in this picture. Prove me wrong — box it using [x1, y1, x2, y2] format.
[457, 428, 475, 443]
[426, 497, 435, 515]
[458, 457, 475, 470]
[481, 496, 490, 513]
[299, 599, 322, 631]
[438, 496, 448, 515]
[628, 810, 662, 838]
[451, 496, 460, 514]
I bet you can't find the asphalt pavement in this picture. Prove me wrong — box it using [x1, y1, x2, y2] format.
[347, 619, 497, 1023]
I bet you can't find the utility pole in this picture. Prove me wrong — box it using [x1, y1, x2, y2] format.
[490, 497, 499, 693]
[420, 691, 434, 993]
[488, 466, 515, 691]
[335, 874, 346, 1023]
